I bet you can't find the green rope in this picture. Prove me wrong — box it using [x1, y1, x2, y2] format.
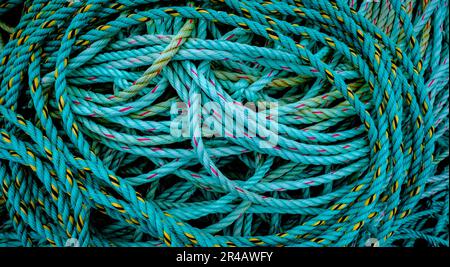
[0, 0, 448, 247]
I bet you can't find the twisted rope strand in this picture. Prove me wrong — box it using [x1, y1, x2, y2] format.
[0, 0, 448, 247]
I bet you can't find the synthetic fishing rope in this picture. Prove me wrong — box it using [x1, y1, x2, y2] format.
[0, 0, 448, 247]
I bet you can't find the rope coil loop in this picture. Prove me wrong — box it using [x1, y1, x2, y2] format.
[0, 0, 448, 247]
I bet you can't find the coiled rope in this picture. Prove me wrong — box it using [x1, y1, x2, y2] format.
[0, 0, 448, 247]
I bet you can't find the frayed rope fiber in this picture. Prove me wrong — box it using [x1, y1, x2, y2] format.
[0, 0, 448, 247]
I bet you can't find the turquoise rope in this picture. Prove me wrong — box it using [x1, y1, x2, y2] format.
[0, 0, 448, 247]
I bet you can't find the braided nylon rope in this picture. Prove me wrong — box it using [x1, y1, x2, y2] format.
[0, 0, 448, 247]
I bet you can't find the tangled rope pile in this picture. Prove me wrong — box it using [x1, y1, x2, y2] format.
[0, 0, 448, 247]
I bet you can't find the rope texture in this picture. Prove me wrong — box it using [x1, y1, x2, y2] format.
[0, 0, 448, 247]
